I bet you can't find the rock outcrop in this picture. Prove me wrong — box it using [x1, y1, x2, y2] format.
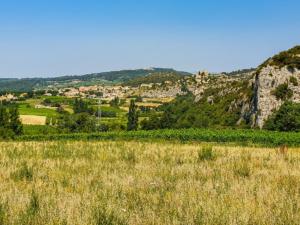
[138, 46, 300, 129]
[252, 66, 300, 128]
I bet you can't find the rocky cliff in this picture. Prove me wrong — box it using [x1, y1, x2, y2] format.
[251, 46, 300, 128]
[252, 66, 300, 128]
[138, 46, 300, 129]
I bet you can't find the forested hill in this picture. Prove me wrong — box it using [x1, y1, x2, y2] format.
[123, 71, 187, 87]
[0, 68, 192, 92]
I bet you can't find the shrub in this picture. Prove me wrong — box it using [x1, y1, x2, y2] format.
[272, 83, 293, 100]
[135, 96, 143, 102]
[264, 102, 300, 131]
[109, 97, 120, 108]
[198, 146, 215, 161]
[11, 162, 33, 182]
[121, 149, 137, 164]
[93, 206, 127, 225]
[261, 46, 300, 70]
[27, 191, 39, 216]
[98, 111, 117, 118]
[234, 161, 250, 178]
[0, 127, 15, 140]
[141, 115, 161, 130]
[0, 202, 6, 225]
[290, 76, 298, 86]
[19, 191, 40, 224]
[57, 113, 98, 133]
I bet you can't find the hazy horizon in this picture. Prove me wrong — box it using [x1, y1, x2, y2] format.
[1, 0, 299, 78]
[0, 66, 255, 80]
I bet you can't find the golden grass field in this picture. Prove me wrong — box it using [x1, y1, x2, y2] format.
[0, 141, 299, 224]
[20, 115, 46, 125]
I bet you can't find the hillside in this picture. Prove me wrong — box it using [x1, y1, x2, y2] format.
[123, 71, 187, 87]
[252, 46, 300, 128]
[141, 46, 300, 130]
[258, 46, 300, 71]
[1, 46, 299, 131]
[0, 68, 192, 92]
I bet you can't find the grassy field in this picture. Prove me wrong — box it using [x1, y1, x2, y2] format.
[0, 140, 299, 224]
[18, 103, 58, 117]
[20, 115, 46, 125]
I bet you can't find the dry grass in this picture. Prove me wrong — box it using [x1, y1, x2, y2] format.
[0, 141, 300, 224]
[20, 115, 46, 125]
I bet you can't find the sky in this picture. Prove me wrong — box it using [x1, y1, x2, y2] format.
[0, 0, 300, 78]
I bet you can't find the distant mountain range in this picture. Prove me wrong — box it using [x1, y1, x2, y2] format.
[0, 68, 192, 92]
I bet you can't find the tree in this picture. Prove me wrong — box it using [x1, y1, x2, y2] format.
[272, 83, 293, 100]
[57, 113, 97, 133]
[141, 114, 161, 130]
[73, 98, 89, 114]
[109, 97, 120, 108]
[135, 96, 143, 102]
[9, 106, 23, 135]
[0, 105, 9, 128]
[264, 102, 300, 131]
[127, 100, 139, 131]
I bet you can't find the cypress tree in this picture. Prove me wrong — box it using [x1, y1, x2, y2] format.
[73, 98, 89, 114]
[127, 100, 138, 131]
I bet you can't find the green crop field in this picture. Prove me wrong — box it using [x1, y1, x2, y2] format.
[18, 128, 300, 147]
[23, 125, 59, 135]
[18, 104, 58, 117]
[0, 140, 299, 224]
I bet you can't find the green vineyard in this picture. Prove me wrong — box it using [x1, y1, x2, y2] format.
[18, 128, 300, 147]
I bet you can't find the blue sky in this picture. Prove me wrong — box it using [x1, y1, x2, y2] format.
[0, 0, 299, 78]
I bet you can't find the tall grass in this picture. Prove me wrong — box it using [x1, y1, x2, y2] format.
[0, 141, 299, 224]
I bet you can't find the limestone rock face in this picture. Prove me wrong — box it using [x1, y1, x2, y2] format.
[253, 65, 300, 128]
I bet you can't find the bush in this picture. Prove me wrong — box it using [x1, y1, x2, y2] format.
[234, 161, 250, 178]
[109, 97, 120, 108]
[27, 191, 39, 216]
[135, 96, 143, 102]
[97, 110, 117, 118]
[290, 76, 298, 86]
[141, 115, 161, 130]
[264, 102, 300, 131]
[0, 128, 15, 140]
[0, 202, 7, 225]
[57, 113, 98, 133]
[260, 46, 300, 70]
[42, 98, 52, 106]
[11, 162, 33, 182]
[93, 206, 127, 225]
[121, 149, 137, 164]
[99, 124, 109, 132]
[272, 83, 293, 100]
[198, 146, 215, 161]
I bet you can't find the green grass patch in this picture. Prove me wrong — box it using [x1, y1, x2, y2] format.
[23, 125, 58, 135]
[18, 104, 58, 117]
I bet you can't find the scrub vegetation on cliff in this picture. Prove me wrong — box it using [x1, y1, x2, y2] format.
[258, 46, 300, 72]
